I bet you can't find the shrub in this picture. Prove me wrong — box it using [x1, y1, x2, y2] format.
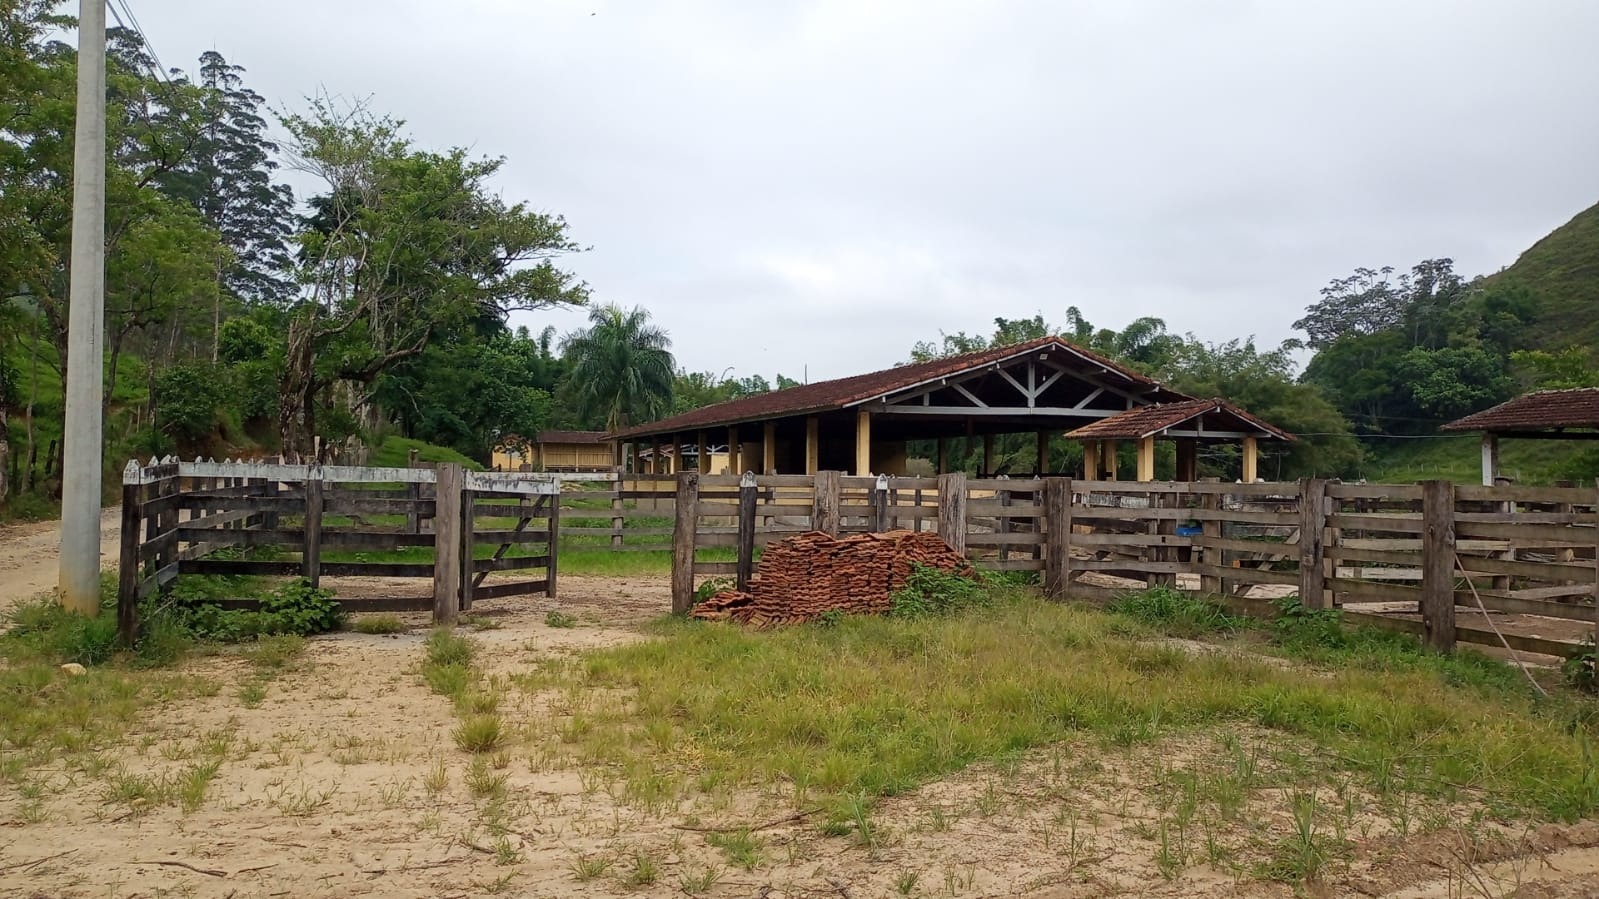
[544, 610, 577, 629]
[693, 577, 734, 606]
[888, 565, 988, 618]
[153, 362, 225, 442]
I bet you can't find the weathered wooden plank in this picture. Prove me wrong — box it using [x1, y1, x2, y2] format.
[736, 473, 757, 592]
[1456, 484, 1598, 504]
[1189, 536, 1294, 555]
[1192, 563, 1300, 587]
[471, 580, 548, 600]
[179, 559, 437, 578]
[433, 464, 463, 624]
[1073, 532, 1195, 547]
[469, 529, 552, 543]
[693, 561, 740, 576]
[1071, 479, 1292, 497]
[1452, 521, 1596, 544]
[939, 473, 967, 553]
[1328, 577, 1423, 603]
[473, 555, 550, 573]
[1326, 483, 1425, 500]
[1070, 560, 1190, 574]
[967, 532, 1046, 546]
[303, 471, 324, 588]
[979, 558, 1045, 571]
[1327, 513, 1426, 534]
[672, 472, 700, 615]
[1300, 478, 1328, 610]
[117, 483, 143, 645]
[174, 528, 437, 548]
[1074, 506, 1301, 525]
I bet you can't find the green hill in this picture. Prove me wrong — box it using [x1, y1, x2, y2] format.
[1489, 200, 1599, 355]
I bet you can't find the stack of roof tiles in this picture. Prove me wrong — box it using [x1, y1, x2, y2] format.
[692, 530, 974, 627]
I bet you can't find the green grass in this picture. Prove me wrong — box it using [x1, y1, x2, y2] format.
[1360, 434, 1599, 485]
[350, 614, 408, 635]
[1489, 198, 1599, 356]
[370, 436, 484, 470]
[553, 590, 1599, 823]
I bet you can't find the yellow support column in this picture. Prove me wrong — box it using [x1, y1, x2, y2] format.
[727, 427, 740, 474]
[1036, 430, 1050, 475]
[855, 408, 872, 476]
[763, 421, 777, 474]
[805, 416, 819, 474]
[696, 431, 709, 473]
[1242, 436, 1258, 483]
[1136, 436, 1155, 482]
[1082, 440, 1098, 480]
[1104, 440, 1118, 481]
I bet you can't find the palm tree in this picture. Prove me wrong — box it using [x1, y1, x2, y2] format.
[560, 304, 676, 431]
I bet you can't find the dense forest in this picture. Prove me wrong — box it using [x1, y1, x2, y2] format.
[3, 1, 1597, 519]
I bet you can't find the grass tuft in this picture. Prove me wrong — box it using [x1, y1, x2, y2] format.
[454, 714, 505, 754]
[351, 614, 408, 635]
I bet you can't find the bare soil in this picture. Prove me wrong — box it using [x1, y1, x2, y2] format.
[0, 507, 121, 614]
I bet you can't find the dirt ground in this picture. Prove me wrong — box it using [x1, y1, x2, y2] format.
[0, 507, 122, 615]
[4, 525, 1599, 896]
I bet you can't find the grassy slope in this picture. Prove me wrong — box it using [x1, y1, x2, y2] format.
[370, 436, 483, 470]
[1488, 199, 1599, 355]
[1361, 435, 1599, 485]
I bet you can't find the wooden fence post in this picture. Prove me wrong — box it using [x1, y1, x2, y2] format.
[460, 486, 476, 611]
[871, 474, 889, 533]
[814, 470, 841, 537]
[406, 447, 421, 535]
[1199, 483, 1222, 596]
[547, 492, 560, 599]
[433, 463, 463, 624]
[302, 463, 324, 588]
[611, 468, 624, 549]
[1593, 485, 1598, 637]
[937, 472, 967, 556]
[1043, 478, 1072, 600]
[736, 472, 757, 591]
[1420, 479, 1457, 652]
[117, 462, 145, 646]
[1298, 477, 1328, 609]
[998, 485, 1012, 565]
[671, 472, 699, 614]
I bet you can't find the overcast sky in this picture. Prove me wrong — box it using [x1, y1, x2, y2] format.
[128, 0, 1599, 383]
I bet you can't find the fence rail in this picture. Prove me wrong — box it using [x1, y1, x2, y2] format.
[663, 471, 1599, 656]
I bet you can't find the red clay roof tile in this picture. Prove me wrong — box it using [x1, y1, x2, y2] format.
[1442, 388, 1599, 433]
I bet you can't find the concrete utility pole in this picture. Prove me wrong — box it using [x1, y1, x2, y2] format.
[58, 0, 107, 616]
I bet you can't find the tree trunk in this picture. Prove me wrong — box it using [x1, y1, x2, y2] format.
[0, 404, 9, 503]
[20, 333, 37, 495]
[277, 315, 317, 462]
[105, 328, 127, 421]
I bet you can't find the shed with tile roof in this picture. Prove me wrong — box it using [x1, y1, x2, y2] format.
[610, 337, 1292, 481]
[1442, 388, 1599, 486]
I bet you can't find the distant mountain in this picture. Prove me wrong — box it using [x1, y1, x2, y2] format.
[1488, 200, 1599, 354]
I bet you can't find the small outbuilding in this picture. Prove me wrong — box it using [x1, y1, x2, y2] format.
[493, 430, 614, 472]
[1064, 398, 1295, 483]
[1442, 387, 1599, 485]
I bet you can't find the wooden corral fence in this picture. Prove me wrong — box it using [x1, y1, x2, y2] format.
[666, 472, 1599, 658]
[116, 458, 558, 642]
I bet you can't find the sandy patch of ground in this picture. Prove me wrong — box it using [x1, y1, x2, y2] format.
[0, 507, 121, 614]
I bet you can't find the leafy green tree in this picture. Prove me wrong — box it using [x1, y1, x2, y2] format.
[561, 304, 675, 431]
[1511, 347, 1599, 389]
[278, 99, 587, 458]
[1166, 339, 1362, 477]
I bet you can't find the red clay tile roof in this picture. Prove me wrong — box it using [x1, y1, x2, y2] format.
[535, 430, 610, 444]
[1442, 388, 1599, 433]
[1064, 399, 1295, 441]
[610, 337, 1186, 439]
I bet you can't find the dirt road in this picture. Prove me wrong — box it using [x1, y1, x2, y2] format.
[0, 507, 122, 613]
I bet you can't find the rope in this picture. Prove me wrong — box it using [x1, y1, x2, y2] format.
[1453, 551, 1549, 697]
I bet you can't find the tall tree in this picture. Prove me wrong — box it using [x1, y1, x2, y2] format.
[561, 304, 675, 431]
[157, 50, 297, 356]
[278, 99, 587, 458]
